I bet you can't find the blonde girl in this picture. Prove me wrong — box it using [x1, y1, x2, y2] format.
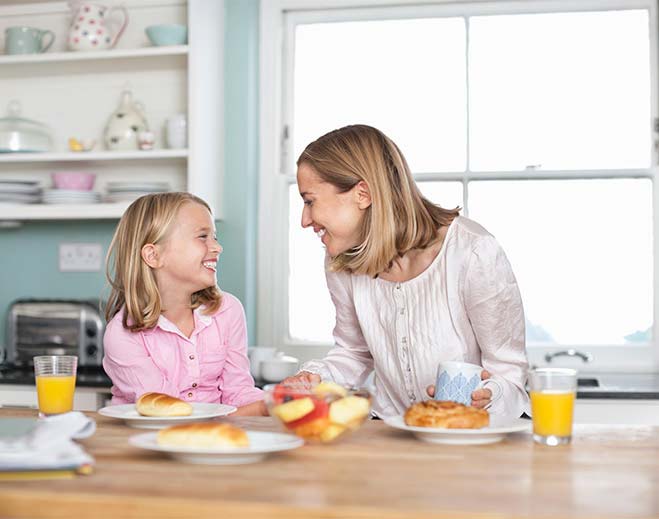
[103, 192, 266, 415]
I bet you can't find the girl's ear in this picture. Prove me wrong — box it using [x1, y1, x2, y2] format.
[355, 180, 372, 210]
[141, 243, 161, 269]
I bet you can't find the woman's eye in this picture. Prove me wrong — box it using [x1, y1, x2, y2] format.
[303, 200, 312, 207]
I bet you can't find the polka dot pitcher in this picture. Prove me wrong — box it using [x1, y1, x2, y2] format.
[67, 1, 128, 51]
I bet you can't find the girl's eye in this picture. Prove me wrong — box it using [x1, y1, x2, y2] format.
[303, 199, 312, 207]
[199, 234, 208, 239]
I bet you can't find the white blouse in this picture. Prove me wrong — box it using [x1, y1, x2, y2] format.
[301, 216, 530, 418]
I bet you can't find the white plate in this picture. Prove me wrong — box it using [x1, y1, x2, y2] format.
[129, 430, 304, 465]
[384, 415, 531, 445]
[98, 402, 236, 429]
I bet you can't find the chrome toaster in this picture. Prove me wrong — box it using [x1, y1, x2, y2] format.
[5, 299, 104, 367]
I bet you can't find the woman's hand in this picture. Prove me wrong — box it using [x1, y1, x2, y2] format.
[281, 370, 321, 388]
[425, 369, 493, 408]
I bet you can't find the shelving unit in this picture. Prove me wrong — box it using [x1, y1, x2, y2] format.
[0, 0, 224, 222]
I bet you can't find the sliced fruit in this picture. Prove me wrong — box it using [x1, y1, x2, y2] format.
[313, 381, 348, 398]
[272, 383, 304, 405]
[286, 399, 329, 429]
[294, 417, 330, 441]
[320, 423, 347, 443]
[329, 396, 370, 427]
[271, 397, 315, 423]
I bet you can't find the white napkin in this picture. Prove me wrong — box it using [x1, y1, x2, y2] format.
[0, 412, 95, 471]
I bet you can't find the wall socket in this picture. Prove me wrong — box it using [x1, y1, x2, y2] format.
[59, 243, 103, 272]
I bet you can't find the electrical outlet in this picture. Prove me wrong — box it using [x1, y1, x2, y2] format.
[59, 243, 103, 272]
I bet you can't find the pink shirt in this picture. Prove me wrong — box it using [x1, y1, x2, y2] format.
[102, 292, 263, 407]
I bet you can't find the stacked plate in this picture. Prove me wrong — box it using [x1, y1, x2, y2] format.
[0, 180, 41, 204]
[42, 189, 101, 204]
[105, 181, 170, 203]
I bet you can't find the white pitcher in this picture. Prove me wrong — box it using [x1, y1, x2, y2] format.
[67, 1, 128, 51]
[104, 90, 149, 151]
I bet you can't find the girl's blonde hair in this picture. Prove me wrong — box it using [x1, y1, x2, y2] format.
[105, 192, 222, 331]
[297, 124, 460, 277]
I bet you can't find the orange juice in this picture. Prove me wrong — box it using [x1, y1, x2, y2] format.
[36, 374, 76, 414]
[530, 390, 575, 437]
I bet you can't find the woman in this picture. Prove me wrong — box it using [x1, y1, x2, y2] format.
[288, 124, 529, 418]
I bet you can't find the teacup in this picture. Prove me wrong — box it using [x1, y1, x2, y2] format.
[5, 26, 55, 55]
[247, 346, 278, 379]
[434, 361, 502, 407]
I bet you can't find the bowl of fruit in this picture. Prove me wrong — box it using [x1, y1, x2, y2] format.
[264, 381, 372, 444]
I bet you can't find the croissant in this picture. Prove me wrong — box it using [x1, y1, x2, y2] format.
[157, 422, 249, 448]
[136, 392, 193, 417]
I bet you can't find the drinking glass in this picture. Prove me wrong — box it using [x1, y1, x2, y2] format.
[33, 355, 78, 416]
[529, 368, 577, 446]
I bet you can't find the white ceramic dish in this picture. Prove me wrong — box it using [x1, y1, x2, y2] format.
[129, 430, 304, 465]
[98, 402, 236, 429]
[383, 415, 531, 445]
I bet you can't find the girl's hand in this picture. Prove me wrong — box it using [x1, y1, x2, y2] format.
[281, 371, 321, 388]
[425, 369, 493, 408]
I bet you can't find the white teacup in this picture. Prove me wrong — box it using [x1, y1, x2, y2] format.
[260, 355, 300, 383]
[247, 346, 277, 379]
[434, 361, 502, 408]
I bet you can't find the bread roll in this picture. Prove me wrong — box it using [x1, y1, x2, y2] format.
[136, 392, 193, 417]
[156, 422, 249, 448]
[404, 400, 489, 429]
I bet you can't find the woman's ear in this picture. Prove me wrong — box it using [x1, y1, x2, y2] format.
[355, 180, 372, 210]
[141, 243, 161, 269]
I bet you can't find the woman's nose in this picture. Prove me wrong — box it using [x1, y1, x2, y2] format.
[301, 206, 312, 228]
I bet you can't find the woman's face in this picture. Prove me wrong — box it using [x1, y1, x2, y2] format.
[297, 162, 370, 257]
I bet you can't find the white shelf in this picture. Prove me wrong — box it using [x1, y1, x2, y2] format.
[0, 150, 188, 163]
[0, 46, 189, 66]
[0, 203, 130, 221]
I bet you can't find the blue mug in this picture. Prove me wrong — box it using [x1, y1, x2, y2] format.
[434, 361, 502, 407]
[5, 26, 55, 55]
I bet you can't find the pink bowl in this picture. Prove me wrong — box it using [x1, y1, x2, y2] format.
[52, 172, 96, 191]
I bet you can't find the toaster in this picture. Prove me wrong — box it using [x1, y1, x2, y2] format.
[5, 299, 105, 367]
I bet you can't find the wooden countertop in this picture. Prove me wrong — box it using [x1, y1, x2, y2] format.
[1, 410, 658, 519]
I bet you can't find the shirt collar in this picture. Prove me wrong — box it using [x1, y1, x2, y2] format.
[154, 305, 213, 339]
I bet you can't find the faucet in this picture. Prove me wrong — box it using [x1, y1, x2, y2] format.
[544, 349, 593, 363]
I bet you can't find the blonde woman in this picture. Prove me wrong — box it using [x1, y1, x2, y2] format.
[288, 125, 529, 418]
[103, 192, 266, 415]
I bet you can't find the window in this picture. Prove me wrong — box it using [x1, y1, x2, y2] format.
[259, 0, 657, 369]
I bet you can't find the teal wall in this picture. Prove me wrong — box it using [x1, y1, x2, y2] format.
[0, 0, 260, 351]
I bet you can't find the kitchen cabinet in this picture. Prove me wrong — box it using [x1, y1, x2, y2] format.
[0, 0, 224, 221]
[575, 398, 659, 426]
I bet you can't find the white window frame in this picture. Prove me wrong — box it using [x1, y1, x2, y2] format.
[258, 0, 659, 371]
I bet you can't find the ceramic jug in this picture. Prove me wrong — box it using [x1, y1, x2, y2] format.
[104, 90, 148, 151]
[67, 1, 128, 51]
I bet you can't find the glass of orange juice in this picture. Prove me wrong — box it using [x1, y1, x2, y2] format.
[529, 368, 577, 446]
[33, 355, 78, 416]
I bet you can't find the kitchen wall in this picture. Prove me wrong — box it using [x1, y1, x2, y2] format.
[0, 0, 260, 352]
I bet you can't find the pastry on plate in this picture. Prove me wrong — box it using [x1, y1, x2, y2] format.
[404, 400, 489, 429]
[136, 392, 193, 417]
[157, 422, 249, 448]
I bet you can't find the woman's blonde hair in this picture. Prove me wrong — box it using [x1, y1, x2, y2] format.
[297, 124, 460, 277]
[105, 192, 222, 331]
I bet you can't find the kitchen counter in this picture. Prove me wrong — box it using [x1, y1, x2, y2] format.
[577, 372, 659, 399]
[1, 410, 658, 519]
[0, 366, 111, 388]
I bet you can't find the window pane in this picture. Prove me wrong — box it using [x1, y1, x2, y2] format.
[294, 18, 466, 173]
[469, 10, 650, 171]
[288, 184, 334, 342]
[468, 179, 653, 345]
[418, 180, 463, 209]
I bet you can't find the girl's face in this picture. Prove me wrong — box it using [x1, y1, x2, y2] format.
[152, 202, 222, 297]
[297, 162, 371, 257]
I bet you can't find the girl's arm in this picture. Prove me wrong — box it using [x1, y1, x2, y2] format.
[463, 234, 530, 417]
[215, 294, 265, 414]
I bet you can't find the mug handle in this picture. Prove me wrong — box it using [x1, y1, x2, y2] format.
[39, 30, 55, 53]
[108, 6, 129, 48]
[478, 378, 503, 409]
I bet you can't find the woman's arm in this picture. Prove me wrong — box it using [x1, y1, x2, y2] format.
[299, 268, 374, 387]
[463, 235, 530, 417]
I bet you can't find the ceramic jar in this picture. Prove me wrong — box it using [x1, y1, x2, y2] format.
[104, 90, 149, 151]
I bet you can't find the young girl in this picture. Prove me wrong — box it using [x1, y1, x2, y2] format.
[287, 125, 530, 418]
[102, 192, 266, 416]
